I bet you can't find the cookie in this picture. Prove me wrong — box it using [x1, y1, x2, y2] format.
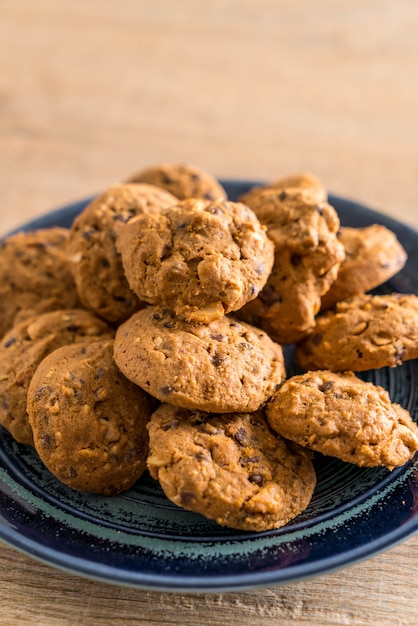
[267, 370, 418, 469]
[321, 225, 407, 310]
[239, 172, 327, 208]
[236, 189, 345, 344]
[67, 183, 177, 323]
[114, 306, 286, 412]
[125, 163, 227, 201]
[27, 339, 151, 495]
[295, 293, 418, 372]
[116, 198, 274, 323]
[146, 404, 316, 531]
[0, 309, 112, 446]
[0, 227, 81, 339]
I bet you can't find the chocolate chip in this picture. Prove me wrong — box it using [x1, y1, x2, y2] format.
[160, 385, 174, 395]
[163, 321, 176, 329]
[279, 191, 287, 201]
[4, 337, 16, 348]
[311, 333, 323, 346]
[211, 333, 225, 341]
[249, 474, 263, 485]
[234, 427, 248, 446]
[211, 354, 225, 367]
[180, 491, 195, 505]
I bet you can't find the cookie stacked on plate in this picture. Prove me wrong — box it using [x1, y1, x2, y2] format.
[0, 162, 417, 532]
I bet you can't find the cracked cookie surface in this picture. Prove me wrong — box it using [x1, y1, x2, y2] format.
[27, 339, 151, 495]
[236, 189, 345, 343]
[321, 225, 407, 310]
[146, 404, 316, 531]
[67, 183, 177, 323]
[117, 198, 274, 323]
[0, 309, 112, 446]
[295, 293, 418, 371]
[114, 306, 285, 412]
[267, 370, 418, 469]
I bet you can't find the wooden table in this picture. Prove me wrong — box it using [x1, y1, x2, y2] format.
[1, 1, 417, 624]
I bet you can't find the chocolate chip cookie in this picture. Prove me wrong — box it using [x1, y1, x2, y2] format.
[295, 293, 418, 371]
[146, 404, 316, 531]
[0, 309, 112, 446]
[114, 307, 285, 412]
[239, 172, 327, 208]
[117, 198, 274, 323]
[236, 189, 345, 344]
[321, 225, 407, 310]
[0, 228, 81, 339]
[67, 183, 177, 323]
[27, 339, 152, 495]
[125, 163, 227, 201]
[267, 370, 418, 469]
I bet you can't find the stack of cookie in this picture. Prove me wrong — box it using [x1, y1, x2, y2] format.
[0, 162, 417, 533]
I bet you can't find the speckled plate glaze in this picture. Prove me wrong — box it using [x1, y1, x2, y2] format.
[0, 180, 417, 592]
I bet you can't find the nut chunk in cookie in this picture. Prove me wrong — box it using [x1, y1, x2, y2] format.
[125, 162, 227, 201]
[114, 307, 285, 413]
[27, 339, 152, 495]
[147, 404, 316, 532]
[267, 371, 418, 470]
[236, 189, 345, 344]
[321, 225, 407, 310]
[116, 199, 274, 323]
[295, 293, 418, 372]
[67, 183, 177, 323]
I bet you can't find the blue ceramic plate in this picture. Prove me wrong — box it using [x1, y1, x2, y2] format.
[0, 180, 417, 592]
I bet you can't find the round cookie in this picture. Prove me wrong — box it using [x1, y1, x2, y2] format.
[321, 225, 407, 310]
[67, 183, 177, 323]
[116, 198, 274, 323]
[114, 306, 286, 412]
[295, 293, 418, 372]
[236, 189, 345, 344]
[239, 172, 327, 208]
[0, 227, 81, 339]
[0, 309, 112, 446]
[267, 370, 418, 469]
[27, 339, 152, 495]
[146, 404, 316, 532]
[125, 163, 227, 201]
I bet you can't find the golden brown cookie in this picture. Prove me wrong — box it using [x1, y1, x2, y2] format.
[267, 370, 418, 469]
[236, 189, 345, 344]
[239, 172, 327, 208]
[0, 228, 81, 339]
[116, 198, 274, 323]
[0, 309, 112, 446]
[295, 293, 418, 372]
[146, 404, 316, 531]
[125, 163, 227, 201]
[27, 339, 152, 495]
[321, 225, 407, 310]
[67, 183, 177, 323]
[114, 306, 286, 412]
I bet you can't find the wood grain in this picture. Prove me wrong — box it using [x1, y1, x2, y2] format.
[0, 1, 417, 624]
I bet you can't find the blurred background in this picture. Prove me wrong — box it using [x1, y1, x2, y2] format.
[1, 0, 417, 233]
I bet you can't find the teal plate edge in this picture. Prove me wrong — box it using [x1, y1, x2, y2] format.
[0, 180, 417, 592]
